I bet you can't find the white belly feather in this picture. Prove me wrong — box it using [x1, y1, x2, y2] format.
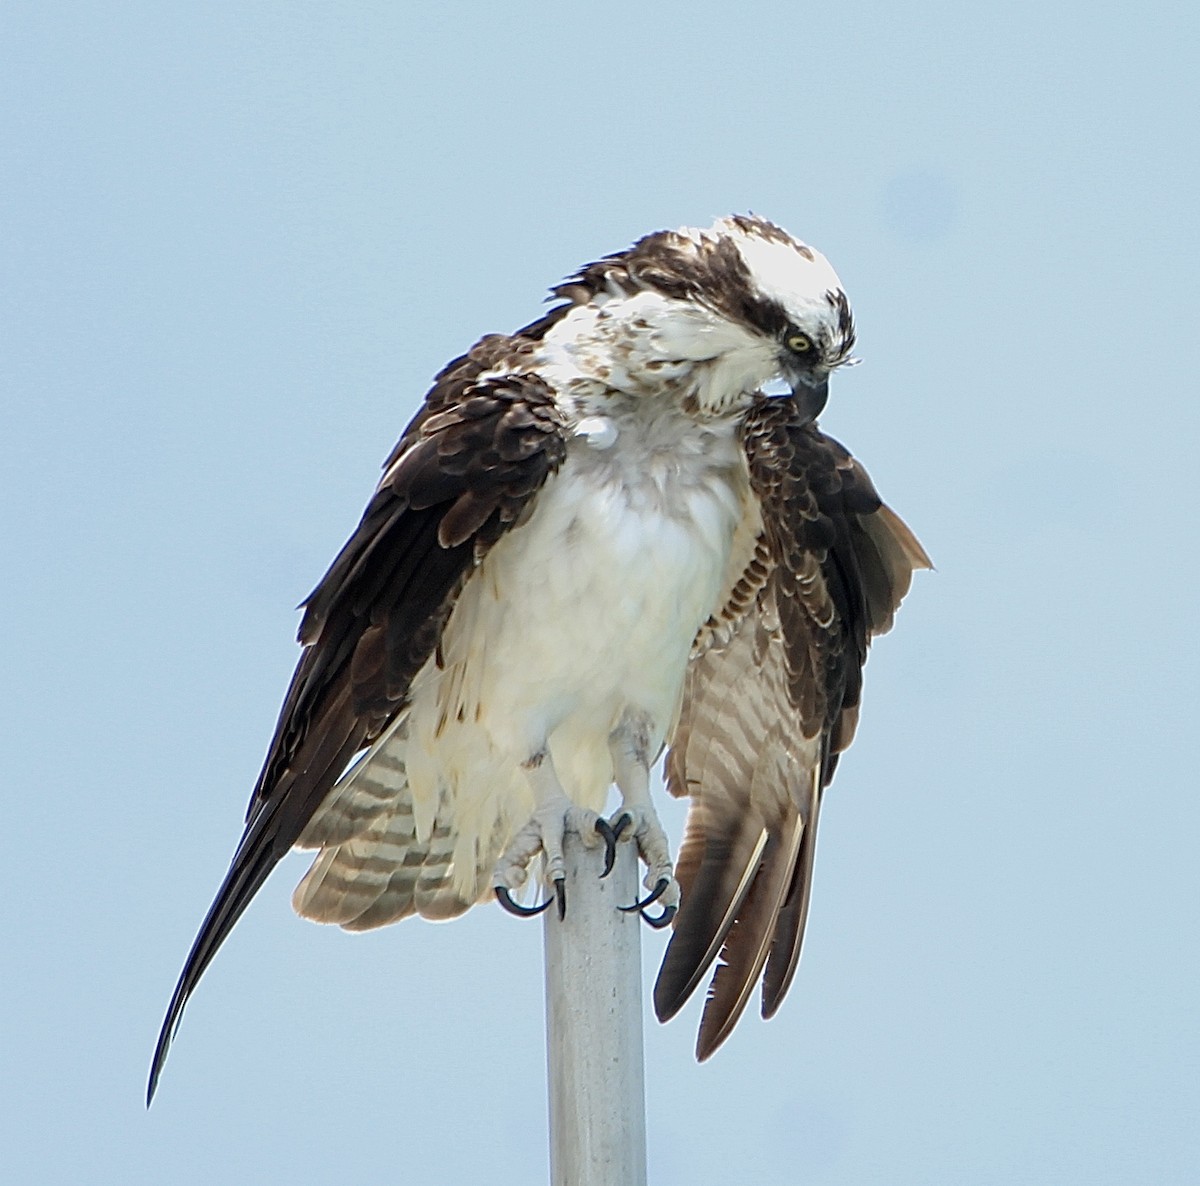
[411, 408, 744, 805]
[295, 405, 750, 919]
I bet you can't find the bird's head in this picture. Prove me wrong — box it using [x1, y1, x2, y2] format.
[545, 214, 856, 421]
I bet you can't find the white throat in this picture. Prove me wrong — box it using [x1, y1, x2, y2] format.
[534, 290, 780, 421]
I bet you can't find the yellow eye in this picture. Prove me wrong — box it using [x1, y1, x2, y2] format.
[787, 332, 813, 354]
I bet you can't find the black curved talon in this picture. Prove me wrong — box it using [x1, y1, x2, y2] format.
[553, 876, 567, 921]
[641, 902, 677, 929]
[495, 886, 553, 918]
[595, 819, 618, 878]
[595, 813, 633, 879]
[619, 876, 670, 913]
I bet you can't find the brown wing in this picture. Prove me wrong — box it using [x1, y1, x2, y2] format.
[654, 395, 930, 1059]
[148, 335, 567, 1102]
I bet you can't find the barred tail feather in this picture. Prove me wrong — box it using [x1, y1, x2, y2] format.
[291, 728, 492, 929]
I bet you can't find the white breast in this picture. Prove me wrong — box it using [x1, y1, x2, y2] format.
[401, 402, 749, 841]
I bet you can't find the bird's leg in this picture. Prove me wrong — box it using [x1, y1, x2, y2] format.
[608, 713, 679, 928]
[492, 749, 605, 920]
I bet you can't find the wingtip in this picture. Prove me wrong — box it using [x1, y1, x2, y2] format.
[652, 979, 689, 1025]
[146, 1035, 168, 1108]
[653, 936, 729, 1026]
[146, 1014, 175, 1108]
[695, 1017, 735, 1063]
[760, 990, 785, 1022]
[760, 943, 804, 1020]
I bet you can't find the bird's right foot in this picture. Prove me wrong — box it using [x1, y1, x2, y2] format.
[492, 797, 607, 920]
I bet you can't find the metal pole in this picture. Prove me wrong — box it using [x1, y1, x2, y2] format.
[543, 825, 648, 1186]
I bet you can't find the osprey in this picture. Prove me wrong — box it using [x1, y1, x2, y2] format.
[148, 215, 929, 1102]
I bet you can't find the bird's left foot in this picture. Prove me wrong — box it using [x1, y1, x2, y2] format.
[607, 806, 679, 928]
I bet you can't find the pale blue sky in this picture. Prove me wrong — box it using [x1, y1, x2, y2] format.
[3, 3, 1197, 1183]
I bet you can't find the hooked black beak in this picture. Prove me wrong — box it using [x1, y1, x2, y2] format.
[790, 375, 829, 425]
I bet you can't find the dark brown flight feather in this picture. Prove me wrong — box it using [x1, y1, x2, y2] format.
[147, 335, 568, 1104]
[655, 395, 930, 1059]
